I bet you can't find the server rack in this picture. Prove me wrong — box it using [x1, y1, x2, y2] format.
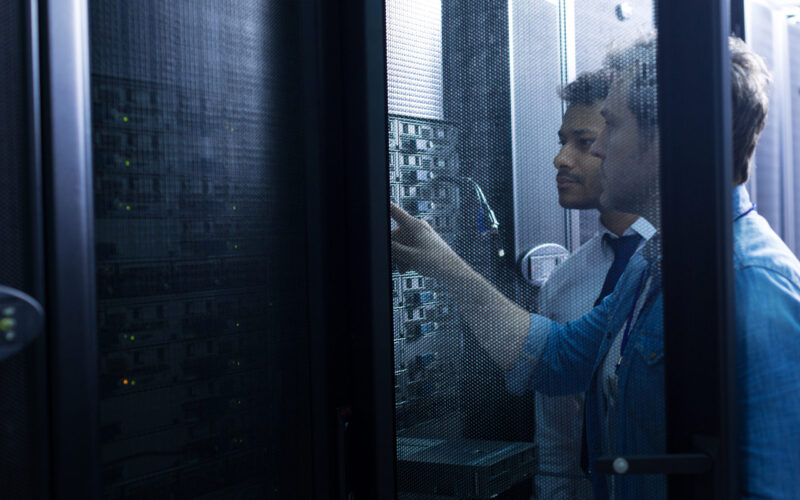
[0, 0, 745, 498]
[390, 115, 462, 432]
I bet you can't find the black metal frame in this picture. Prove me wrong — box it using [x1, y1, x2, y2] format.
[731, 0, 746, 38]
[298, 2, 333, 497]
[328, 0, 741, 498]
[23, 0, 49, 497]
[35, 0, 395, 497]
[657, 0, 737, 498]
[39, 0, 100, 497]
[305, 0, 396, 497]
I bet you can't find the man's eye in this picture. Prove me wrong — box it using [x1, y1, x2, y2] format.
[579, 139, 594, 147]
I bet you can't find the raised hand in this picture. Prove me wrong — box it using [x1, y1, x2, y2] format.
[390, 202, 462, 278]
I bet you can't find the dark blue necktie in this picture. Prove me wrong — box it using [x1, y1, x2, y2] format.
[593, 234, 643, 306]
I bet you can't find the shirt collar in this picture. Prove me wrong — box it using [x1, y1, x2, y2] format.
[635, 186, 750, 267]
[733, 184, 753, 220]
[629, 217, 657, 241]
[599, 216, 657, 249]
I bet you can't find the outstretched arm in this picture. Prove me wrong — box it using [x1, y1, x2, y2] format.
[390, 203, 530, 370]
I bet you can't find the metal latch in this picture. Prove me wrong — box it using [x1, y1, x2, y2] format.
[596, 435, 716, 476]
[595, 453, 713, 475]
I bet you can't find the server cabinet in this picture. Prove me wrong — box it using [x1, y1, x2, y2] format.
[374, 0, 739, 499]
[4, 0, 746, 498]
[40, 0, 329, 498]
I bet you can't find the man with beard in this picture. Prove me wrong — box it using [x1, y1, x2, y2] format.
[390, 34, 800, 498]
[535, 70, 654, 499]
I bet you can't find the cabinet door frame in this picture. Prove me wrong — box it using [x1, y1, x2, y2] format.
[343, 0, 741, 498]
[658, 0, 737, 497]
[40, 0, 100, 498]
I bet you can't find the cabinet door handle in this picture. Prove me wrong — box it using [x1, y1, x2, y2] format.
[0, 284, 45, 362]
[595, 453, 713, 476]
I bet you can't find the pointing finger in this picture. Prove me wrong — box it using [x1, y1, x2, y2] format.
[390, 202, 417, 227]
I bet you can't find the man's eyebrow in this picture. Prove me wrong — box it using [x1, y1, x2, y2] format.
[570, 129, 596, 136]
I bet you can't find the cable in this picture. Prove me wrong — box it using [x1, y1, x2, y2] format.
[431, 175, 499, 234]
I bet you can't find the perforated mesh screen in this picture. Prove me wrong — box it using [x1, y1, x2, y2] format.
[0, 0, 27, 290]
[387, 2, 665, 498]
[89, 1, 312, 497]
[0, 1, 41, 499]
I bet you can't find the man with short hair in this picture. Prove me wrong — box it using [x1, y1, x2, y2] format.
[390, 34, 800, 498]
[535, 70, 654, 499]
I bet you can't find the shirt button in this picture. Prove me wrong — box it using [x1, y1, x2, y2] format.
[606, 332, 612, 339]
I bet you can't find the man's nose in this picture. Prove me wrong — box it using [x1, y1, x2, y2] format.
[553, 147, 573, 170]
[589, 134, 605, 159]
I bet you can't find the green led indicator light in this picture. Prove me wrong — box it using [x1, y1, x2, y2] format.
[234, 244, 239, 249]
[235, 321, 240, 327]
[232, 205, 237, 211]
[125, 205, 131, 211]
[123, 116, 129, 122]
[130, 380, 136, 386]
[125, 160, 130, 166]
[129, 335, 135, 341]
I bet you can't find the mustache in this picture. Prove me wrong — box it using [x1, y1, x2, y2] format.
[556, 173, 583, 183]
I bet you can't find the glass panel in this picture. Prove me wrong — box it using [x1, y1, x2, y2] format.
[387, 1, 664, 498]
[90, 1, 312, 497]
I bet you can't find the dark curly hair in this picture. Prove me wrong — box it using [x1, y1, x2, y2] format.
[558, 70, 612, 107]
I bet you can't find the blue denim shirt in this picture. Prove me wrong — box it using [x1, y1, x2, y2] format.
[506, 185, 800, 499]
[732, 185, 800, 498]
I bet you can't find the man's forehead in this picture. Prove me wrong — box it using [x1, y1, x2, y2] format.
[561, 104, 604, 132]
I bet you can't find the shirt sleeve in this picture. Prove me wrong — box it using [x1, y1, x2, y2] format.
[506, 286, 619, 397]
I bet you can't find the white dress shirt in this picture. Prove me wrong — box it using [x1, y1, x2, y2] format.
[533, 216, 656, 499]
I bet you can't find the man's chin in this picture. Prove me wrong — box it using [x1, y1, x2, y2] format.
[559, 196, 597, 210]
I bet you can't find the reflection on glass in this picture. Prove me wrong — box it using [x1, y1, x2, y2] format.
[387, 1, 663, 498]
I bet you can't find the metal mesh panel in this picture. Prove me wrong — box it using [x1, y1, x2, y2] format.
[89, 1, 312, 497]
[388, 2, 663, 498]
[0, 1, 40, 499]
[0, 0, 27, 289]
